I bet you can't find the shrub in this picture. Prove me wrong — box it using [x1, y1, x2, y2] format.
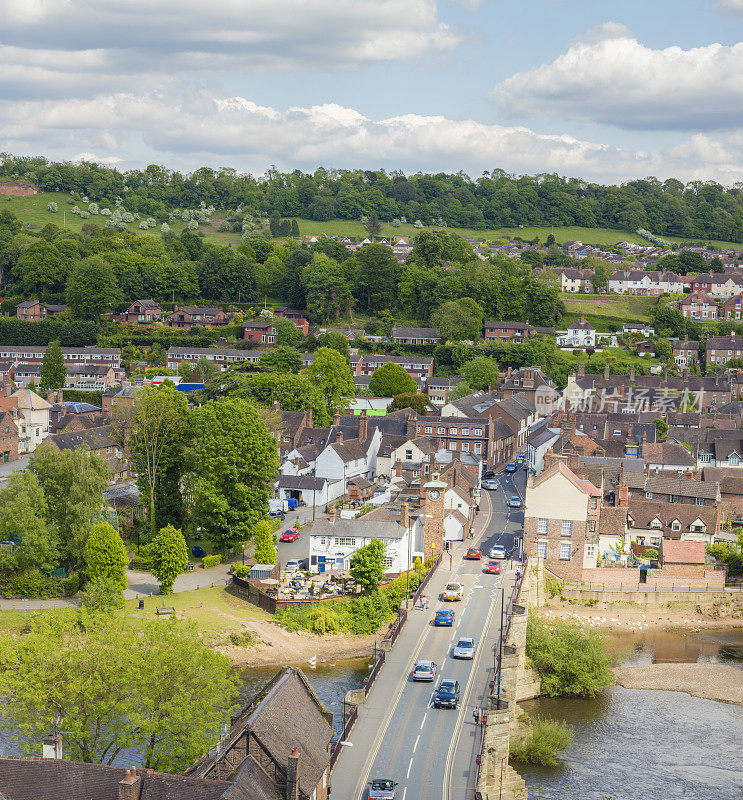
[526, 617, 614, 697]
[510, 716, 574, 766]
[203, 554, 222, 568]
[308, 606, 344, 634]
[61, 572, 82, 597]
[47, 202, 58, 213]
[0, 570, 63, 599]
[229, 630, 256, 647]
[348, 592, 392, 635]
[545, 577, 564, 598]
[232, 563, 249, 578]
[80, 576, 126, 613]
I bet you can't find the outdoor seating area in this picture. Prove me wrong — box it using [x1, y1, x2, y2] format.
[256, 570, 357, 601]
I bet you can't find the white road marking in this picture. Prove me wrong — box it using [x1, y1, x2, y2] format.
[441, 657, 446, 668]
[420, 713, 427, 729]
[413, 735, 420, 753]
[403, 788, 407, 800]
[406, 758, 413, 778]
[428, 692, 435, 708]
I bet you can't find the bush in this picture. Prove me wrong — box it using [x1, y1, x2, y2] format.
[348, 592, 392, 635]
[80, 576, 125, 613]
[228, 630, 256, 647]
[0, 570, 63, 599]
[510, 716, 574, 766]
[526, 617, 614, 697]
[232, 564, 249, 578]
[61, 572, 82, 597]
[202, 554, 222, 568]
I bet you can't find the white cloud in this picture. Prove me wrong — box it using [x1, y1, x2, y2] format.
[720, 0, 743, 10]
[4, 90, 743, 184]
[492, 27, 743, 131]
[71, 152, 124, 165]
[0, 0, 459, 99]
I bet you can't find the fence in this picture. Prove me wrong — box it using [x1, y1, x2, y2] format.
[329, 704, 358, 768]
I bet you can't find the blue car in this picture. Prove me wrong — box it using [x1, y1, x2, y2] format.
[434, 609, 454, 627]
[505, 463, 517, 473]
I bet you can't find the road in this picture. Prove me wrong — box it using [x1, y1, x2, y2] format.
[332, 465, 527, 800]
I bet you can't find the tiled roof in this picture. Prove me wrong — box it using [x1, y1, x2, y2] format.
[531, 460, 601, 496]
[330, 438, 368, 463]
[642, 442, 697, 467]
[662, 539, 706, 564]
[311, 516, 406, 541]
[47, 425, 116, 452]
[624, 472, 719, 499]
[627, 498, 717, 537]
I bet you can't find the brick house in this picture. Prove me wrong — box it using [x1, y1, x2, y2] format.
[679, 291, 717, 320]
[242, 319, 277, 344]
[0, 410, 19, 463]
[352, 354, 434, 382]
[722, 293, 743, 320]
[706, 333, 743, 368]
[15, 301, 68, 321]
[272, 307, 311, 335]
[524, 460, 602, 582]
[167, 306, 230, 328]
[125, 299, 161, 323]
[672, 337, 699, 367]
[659, 539, 708, 577]
[482, 321, 553, 343]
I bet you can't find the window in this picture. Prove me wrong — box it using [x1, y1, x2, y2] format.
[691, 522, 706, 532]
[474, 442, 482, 454]
[590, 496, 597, 509]
[537, 518, 548, 535]
[3, 426, 7, 434]
[695, 497, 705, 506]
[588, 521, 595, 532]
[560, 542, 572, 560]
[335, 537, 356, 546]
[669, 495, 678, 503]
[438, 427, 445, 435]
[405, 450, 413, 460]
[320, 537, 326, 545]
[586, 544, 596, 557]
[461, 442, 469, 451]
[449, 442, 457, 450]
[474, 428, 483, 436]
[462, 428, 470, 436]
[730, 453, 741, 465]
[560, 520, 572, 537]
[449, 427, 458, 435]
[671, 521, 681, 531]
[700, 453, 711, 462]
[384, 558, 394, 568]
[425, 426, 432, 434]
[650, 537, 660, 547]
[650, 518, 662, 529]
[645, 491, 653, 499]
[536, 541, 547, 558]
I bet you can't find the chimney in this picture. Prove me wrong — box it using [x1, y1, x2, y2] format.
[642, 430, 647, 444]
[629, 366, 636, 382]
[396, 458, 402, 477]
[286, 748, 300, 800]
[328, 509, 336, 524]
[684, 469, 694, 480]
[118, 768, 142, 800]
[507, 366, 512, 379]
[46, 390, 55, 405]
[333, 411, 340, 427]
[305, 408, 312, 428]
[644, 462, 650, 476]
[577, 362, 585, 376]
[618, 480, 628, 508]
[2, 375, 11, 398]
[358, 410, 368, 442]
[336, 429, 343, 443]
[603, 364, 610, 380]
[406, 414, 417, 438]
[42, 733, 62, 760]
[401, 500, 409, 530]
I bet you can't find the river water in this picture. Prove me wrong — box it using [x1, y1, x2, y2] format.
[518, 628, 743, 800]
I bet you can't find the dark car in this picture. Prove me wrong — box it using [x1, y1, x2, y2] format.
[368, 778, 398, 800]
[191, 545, 205, 558]
[465, 547, 482, 560]
[505, 463, 517, 473]
[484, 560, 501, 575]
[434, 679, 460, 709]
[482, 470, 496, 479]
[434, 609, 454, 627]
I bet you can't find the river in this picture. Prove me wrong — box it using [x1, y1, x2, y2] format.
[518, 627, 743, 800]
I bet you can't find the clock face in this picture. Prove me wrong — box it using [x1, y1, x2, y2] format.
[428, 489, 440, 501]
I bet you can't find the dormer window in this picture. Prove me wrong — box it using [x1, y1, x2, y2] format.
[671, 520, 681, 531]
[650, 518, 662, 529]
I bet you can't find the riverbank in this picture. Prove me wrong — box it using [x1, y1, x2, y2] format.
[613, 662, 743, 706]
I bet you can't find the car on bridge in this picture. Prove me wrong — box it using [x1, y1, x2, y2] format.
[412, 659, 437, 681]
[442, 581, 463, 601]
[489, 545, 506, 559]
[368, 778, 398, 799]
[508, 495, 522, 509]
[434, 609, 454, 626]
[452, 637, 475, 659]
[505, 463, 517, 473]
[280, 528, 300, 542]
[434, 679, 460, 709]
[484, 559, 501, 575]
[465, 547, 482, 560]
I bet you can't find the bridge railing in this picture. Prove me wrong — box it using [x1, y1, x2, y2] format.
[329, 704, 358, 768]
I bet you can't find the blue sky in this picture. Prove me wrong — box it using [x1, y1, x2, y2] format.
[2, 0, 743, 183]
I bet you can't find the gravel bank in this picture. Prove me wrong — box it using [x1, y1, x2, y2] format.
[613, 662, 743, 706]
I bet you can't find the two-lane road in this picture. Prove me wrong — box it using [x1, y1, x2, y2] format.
[336, 466, 527, 800]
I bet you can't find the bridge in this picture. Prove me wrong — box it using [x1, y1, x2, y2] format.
[331, 466, 530, 800]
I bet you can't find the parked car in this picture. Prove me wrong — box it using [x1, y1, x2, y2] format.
[280, 528, 300, 542]
[368, 779, 398, 800]
[284, 559, 301, 572]
[482, 469, 496, 479]
[268, 509, 285, 520]
[505, 463, 517, 473]
[191, 545, 205, 558]
[434, 679, 460, 709]
[412, 659, 437, 681]
[452, 637, 475, 659]
[434, 609, 455, 627]
[484, 560, 501, 575]
[465, 547, 482, 560]
[489, 545, 506, 559]
[508, 495, 522, 509]
[442, 581, 463, 601]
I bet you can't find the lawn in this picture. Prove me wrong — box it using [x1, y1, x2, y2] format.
[561, 294, 656, 323]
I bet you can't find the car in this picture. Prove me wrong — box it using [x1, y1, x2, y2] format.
[280, 528, 300, 542]
[368, 778, 398, 800]
[434, 679, 460, 709]
[284, 559, 301, 572]
[268, 509, 285, 520]
[484, 559, 501, 575]
[442, 581, 463, 601]
[434, 609, 454, 626]
[191, 545, 205, 558]
[412, 659, 437, 681]
[505, 463, 517, 473]
[465, 547, 482, 560]
[481, 480, 497, 490]
[508, 495, 522, 509]
[482, 470, 496, 479]
[489, 545, 507, 560]
[452, 637, 475, 659]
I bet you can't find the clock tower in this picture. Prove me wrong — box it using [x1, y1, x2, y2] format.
[422, 475, 447, 562]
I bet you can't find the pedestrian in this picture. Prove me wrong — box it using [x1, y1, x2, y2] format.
[516, 567, 522, 580]
[449, 553, 453, 569]
[473, 705, 480, 725]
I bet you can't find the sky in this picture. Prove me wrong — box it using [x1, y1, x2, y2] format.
[2, 0, 743, 184]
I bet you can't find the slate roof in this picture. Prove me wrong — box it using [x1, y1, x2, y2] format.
[702, 466, 743, 496]
[392, 327, 440, 339]
[624, 472, 719, 499]
[642, 442, 697, 467]
[627, 499, 717, 537]
[0, 758, 230, 800]
[526, 427, 559, 448]
[311, 516, 407, 540]
[47, 425, 116, 452]
[277, 475, 327, 491]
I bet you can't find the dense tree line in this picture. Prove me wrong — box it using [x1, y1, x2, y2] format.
[4, 155, 743, 241]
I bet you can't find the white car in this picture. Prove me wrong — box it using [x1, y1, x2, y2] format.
[442, 581, 463, 601]
[489, 545, 506, 560]
[452, 637, 475, 659]
[508, 495, 522, 509]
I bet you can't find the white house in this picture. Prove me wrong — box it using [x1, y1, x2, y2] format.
[11, 389, 51, 454]
[314, 429, 383, 501]
[557, 316, 596, 348]
[307, 510, 423, 573]
[526, 426, 561, 474]
[276, 474, 330, 508]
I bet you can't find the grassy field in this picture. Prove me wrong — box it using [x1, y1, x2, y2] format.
[7, 192, 742, 252]
[561, 294, 656, 322]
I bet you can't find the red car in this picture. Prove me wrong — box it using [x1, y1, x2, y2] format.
[280, 528, 300, 543]
[465, 547, 482, 560]
[484, 560, 501, 575]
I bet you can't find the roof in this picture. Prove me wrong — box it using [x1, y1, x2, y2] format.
[329, 438, 368, 463]
[50, 402, 100, 414]
[46, 425, 116, 452]
[702, 466, 743, 496]
[662, 539, 706, 564]
[277, 474, 327, 491]
[530, 460, 601, 496]
[568, 316, 595, 331]
[627, 498, 717, 536]
[624, 472, 719, 499]
[10, 389, 51, 410]
[0, 759, 230, 800]
[642, 442, 697, 467]
[311, 516, 407, 540]
[392, 327, 440, 338]
[598, 505, 628, 536]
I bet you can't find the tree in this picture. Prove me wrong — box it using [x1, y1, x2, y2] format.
[364, 212, 382, 240]
[66, 256, 120, 320]
[150, 524, 188, 594]
[431, 297, 484, 342]
[0, 612, 238, 770]
[0, 471, 57, 574]
[588, 258, 611, 292]
[112, 384, 190, 533]
[189, 399, 278, 550]
[253, 519, 276, 564]
[353, 245, 398, 313]
[653, 418, 669, 442]
[388, 393, 428, 415]
[28, 445, 109, 569]
[654, 337, 673, 363]
[81, 576, 125, 613]
[291, 219, 300, 237]
[368, 361, 417, 397]
[193, 356, 219, 383]
[461, 356, 500, 391]
[258, 346, 303, 374]
[269, 211, 281, 237]
[304, 347, 355, 415]
[315, 330, 351, 360]
[545, 233, 555, 246]
[84, 521, 128, 593]
[39, 338, 66, 394]
[272, 315, 305, 347]
[350, 538, 385, 593]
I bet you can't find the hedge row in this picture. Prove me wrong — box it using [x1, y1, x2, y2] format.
[0, 318, 98, 347]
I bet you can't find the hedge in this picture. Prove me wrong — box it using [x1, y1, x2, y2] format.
[0, 318, 98, 347]
[0, 569, 81, 599]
